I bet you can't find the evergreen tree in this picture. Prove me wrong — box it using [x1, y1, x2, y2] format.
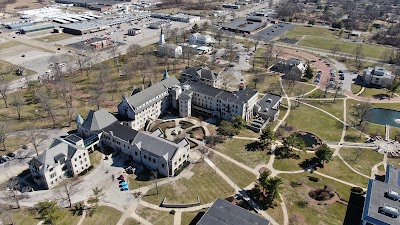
[36, 201, 60, 224]
[315, 144, 333, 166]
[260, 127, 276, 150]
[191, 24, 199, 33]
[304, 64, 314, 79]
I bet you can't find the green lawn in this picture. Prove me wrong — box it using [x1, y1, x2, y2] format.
[387, 158, 400, 167]
[303, 89, 345, 99]
[214, 138, 270, 168]
[282, 25, 338, 40]
[371, 102, 400, 111]
[123, 217, 140, 225]
[359, 87, 388, 98]
[299, 36, 390, 59]
[278, 106, 288, 120]
[82, 206, 122, 225]
[317, 157, 369, 187]
[274, 152, 316, 171]
[89, 150, 103, 168]
[351, 83, 363, 94]
[237, 128, 260, 138]
[54, 209, 82, 225]
[339, 148, 383, 176]
[0, 208, 40, 225]
[143, 163, 234, 205]
[210, 153, 256, 189]
[136, 205, 174, 225]
[303, 99, 344, 119]
[181, 209, 207, 225]
[265, 201, 284, 225]
[0, 59, 36, 81]
[246, 73, 282, 94]
[286, 103, 343, 142]
[283, 82, 316, 97]
[35, 33, 74, 42]
[343, 127, 368, 143]
[279, 173, 349, 225]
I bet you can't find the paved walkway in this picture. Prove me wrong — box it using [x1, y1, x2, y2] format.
[313, 171, 364, 189]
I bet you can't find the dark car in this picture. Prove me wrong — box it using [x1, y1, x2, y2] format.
[338, 70, 343, 73]
[311, 60, 316, 63]
[339, 76, 344, 80]
[7, 152, 15, 157]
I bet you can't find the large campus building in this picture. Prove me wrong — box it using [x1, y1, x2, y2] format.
[361, 67, 395, 88]
[362, 165, 400, 225]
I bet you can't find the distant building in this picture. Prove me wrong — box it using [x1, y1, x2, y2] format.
[157, 31, 182, 58]
[272, 58, 307, 81]
[127, 28, 141, 36]
[361, 165, 400, 225]
[189, 33, 213, 45]
[29, 136, 91, 189]
[19, 23, 54, 34]
[197, 198, 271, 225]
[249, 93, 282, 133]
[222, 17, 267, 34]
[361, 67, 394, 88]
[180, 66, 221, 87]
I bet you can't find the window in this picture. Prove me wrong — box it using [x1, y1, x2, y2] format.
[79, 155, 82, 159]
[144, 155, 147, 159]
[83, 153, 86, 156]
[161, 163, 165, 168]
[153, 159, 155, 163]
[49, 168, 54, 172]
[174, 161, 177, 165]
[50, 173, 56, 178]
[135, 151, 138, 156]
[75, 158, 77, 161]
[84, 158, 87, 162]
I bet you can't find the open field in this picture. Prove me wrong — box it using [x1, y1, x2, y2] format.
[279, 173, 349, 225]
[143, 163, 234, 205]
[299, 36, 390, 59]
[303, 89, 345, 99]
[283, 82, 316, 97]
[209, 153, 256, 189]
[35, 33, 74, 43]
[282, 25, 338, 40]
[1, 134, 48, 155]
[273, 152, 316, 171]
[351, 83, 363, 94]
[359, 87, 390, 98]
[246, 73, 282, 94]
[136, 205, 174, 225]
[0, 208, 40, 225]
[303, 99, 344, 119]
[214, 138, 270, 168]
[237, 128, 260, 138]
[265, 201, 285, 225]
[286, 103, 343, 142]
[82, 206, 122, 225]
[339, 148, 383, 176]
[0, 59, 36, 82]
[317, 157, 369, 187]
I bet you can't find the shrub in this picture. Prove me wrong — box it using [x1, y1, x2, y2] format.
[170, 210, 175, 215]
[296, 201, 308, 208]
[309, 176, 319, 182]
[351, 187, 364, 194]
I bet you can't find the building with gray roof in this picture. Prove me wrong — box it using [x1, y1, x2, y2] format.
[180, 66, 221, 87]
[29, 137, 91, 189]
[361, 67, 395, 88]
[249, 93, 282, 133]
[117, 76, 180, 130]
[79, 108, 117, 138]
[222, 17, 268, 34]
[197, 198, 270, 225]
[362, 165, 400, 225]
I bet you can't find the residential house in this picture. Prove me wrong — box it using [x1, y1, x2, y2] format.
[361, 67, 395, 88]
[189, 33, 213, 45]
[180, 66, 221, 87]
[29, 136, 91, 189]
[197, 198, 271, 225]
[157, 43, 183, 58]
[273, 58, 307, 81]
[361, 165, 400, 225]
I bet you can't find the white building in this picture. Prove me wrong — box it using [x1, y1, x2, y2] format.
[189, 33, 213, 45]
[117, 76, 180, 130]
[361, 67, 395, 88]
[157, 30, 182, 58]
[29, 136, 91, 189]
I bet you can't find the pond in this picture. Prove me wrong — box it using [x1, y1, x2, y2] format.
[292, 131, 322, 150]
[367, 108, 400, 128]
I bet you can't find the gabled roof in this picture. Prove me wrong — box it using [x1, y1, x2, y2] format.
[81, 109, 117, 132]
[30, 138, 85, 172]
[125, 76, 180, 110]
[102, 122, 138, 142]
[197, 198, 270, 225]
[133, 131, 184, 160]
[181, 66, 218, 81]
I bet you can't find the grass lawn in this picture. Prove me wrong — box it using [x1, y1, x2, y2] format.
[273, 152, 316, 171]
[54, 208, 82, 225]
[214, 138, 270, 168]
[286, 103, 343, 142]
[317, 157, 369, 187]
[246, 73, 282, 94]
[0, 208, 40, 225]
[351, 83, 363, 94]
[143, 163, 234, 205]
[237, 128, 260, 138]
[371, 102, 400, 111]
[299, 36, 390, 59]
[303, 99, 344, 119]
[359, 87, 389, 98]
[282, 25, 338, 40]
[35, 33, 74, 42]
[265, 201, 285, 225]
[82, 206, 122, 225]
[181, 209, 207, 225]
[278, 106, 288, 120]
[136, 205, 174, 225]
[89, 150, 103, 167]
[387, 157, 400, 167]
[1, 134, 47, 154]
[343, 128, 368, 143]
[303, 89, 345, 99]
[0, 59, 36, 82]
[123, 217, 140, 225]
[339, 148, 383, 176]
[279, 173, 349, 225]
[283, 82, 316, 97]
[209, 153, 256, 189]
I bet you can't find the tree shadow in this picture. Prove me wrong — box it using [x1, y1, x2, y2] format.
[245, 141, 264, 151]
[298, 157, 320, 170]
[343, 192, 365, 225]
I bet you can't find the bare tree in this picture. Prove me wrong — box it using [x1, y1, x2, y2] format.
[0, 123, 7, 151]
[264, 43, 275, 69]
[215, 29, 225, 46]
[0, 80, 10, 108]
[10, 92, 24, 120]
[56, 78, 74, 126]
[56, 180, 78, 208]
[136, 56, 155, 85]
[219, 70, 236, 91]
[251, 73, 265, 89]
[253, 36, 262, 51]
[354, 44, 364, 62]
[127, 44, 143, 59]
[351, 101, 372, 126]
[91, 64, 110, 110]
[108, 45, 119, 68]
[6, 177, 21, 209]
[151, 170, 159, 195]
[330, 44, 340, 58]
[36, 89, 57, 128]
[25, 129, 44, 156]
[198, 147, 209, 162]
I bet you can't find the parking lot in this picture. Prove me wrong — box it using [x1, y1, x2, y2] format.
[252, 22, 294, 42]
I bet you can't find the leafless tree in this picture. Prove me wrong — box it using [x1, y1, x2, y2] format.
[215, 29, 225, 46]
[330, 44, 340, 58]
[0, 123, 7, 151]
[136, 56, 155, 85]
[10, 92, 24, 120]
[56, 180, 78, 208]
[91, 64, 110, 110]
[55, 78, 74, 126]
[251, 73, 265, 89]
[264, 43, 275, 69]
[36, 89, 57, 128]
[151, 170, 159, 194]
[6, 177, 21, 209]
[220, 70, 236, 91]
[253, 36, 262, 52]
[354, 44, 364, 62]
[0, 80, 10, 108]
[108, 45, 119, 68]
[351, 101, 372, 126]
[198, 147, 209, 162]
[127, 44, 143, 59]
[121, 62, 135, 81]
[25, 129, 44, 156]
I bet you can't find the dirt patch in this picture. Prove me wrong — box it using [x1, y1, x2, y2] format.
[171, 180, 188, 195]
[5, 0, 50, 12]
[188, 127, 205, 140]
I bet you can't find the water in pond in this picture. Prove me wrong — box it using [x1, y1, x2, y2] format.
[367, 108, 400, 128]
[294, 132, 319, 147]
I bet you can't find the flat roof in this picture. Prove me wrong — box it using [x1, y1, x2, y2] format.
[222, 17, 266, 32]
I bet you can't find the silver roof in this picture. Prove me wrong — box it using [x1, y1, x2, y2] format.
[81, 109, 117, 132]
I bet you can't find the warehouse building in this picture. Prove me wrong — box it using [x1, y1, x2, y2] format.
[151, 13, 200, 23]
[6, 22, 33, 30]
[19, 23, 54, 34]
[222, 16, 268, 34]
[127, 28, 141, 36]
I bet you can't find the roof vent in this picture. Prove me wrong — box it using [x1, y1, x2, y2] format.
[381, 205, 400, 217]
[387, 190, 400, 201]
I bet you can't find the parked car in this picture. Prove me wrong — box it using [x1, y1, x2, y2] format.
[7, 152, 15, 157]
[339, 76, 344, 80]
[338, 70, 343, 73]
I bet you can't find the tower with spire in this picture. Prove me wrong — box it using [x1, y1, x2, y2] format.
[163, 69, 169, 80]
[76, 113, 84, 136]
[159, 29, 165, 45]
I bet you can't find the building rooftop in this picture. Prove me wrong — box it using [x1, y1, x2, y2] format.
[181, 66, 218, 81]
[365, 67, 392, 78]
[197, 198, 270, 225]
[222, 17, 266, 32]
[184, 81, 258, 105]
[81, 109, 117, 132]
[257, 93, 282, 118]
[362, 165, 400, 225]
[102, 122, 138, 142]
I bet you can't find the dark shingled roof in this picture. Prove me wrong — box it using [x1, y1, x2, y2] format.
[133, 131, 183, 160]
[81, 109, 117, 132]
[181, 66, 218, 81]
[101, 122, 138, 142]
[197, 198, 270, 225]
